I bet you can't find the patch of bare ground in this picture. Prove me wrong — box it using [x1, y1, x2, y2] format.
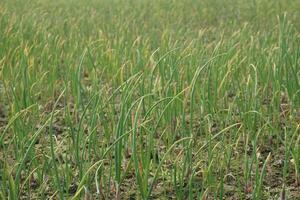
[0, 103, 7, 129]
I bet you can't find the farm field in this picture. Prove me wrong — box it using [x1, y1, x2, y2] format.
[0, 0, 300, 199]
